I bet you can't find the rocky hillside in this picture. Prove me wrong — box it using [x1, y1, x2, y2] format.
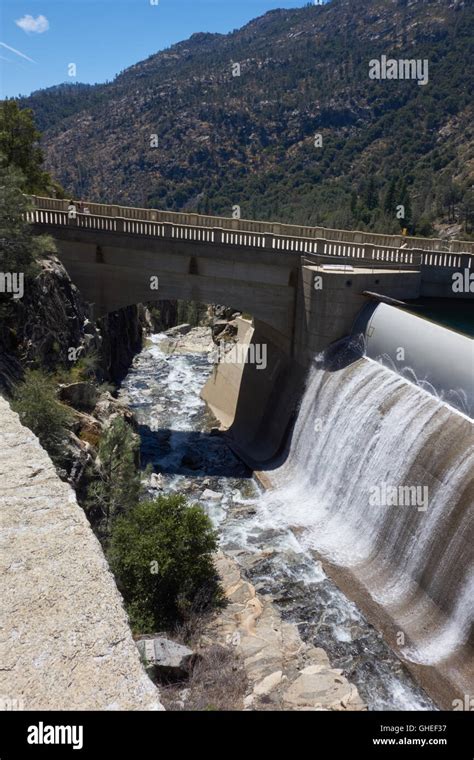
[0, 252, 181, 492]
[0, 256, 147, 393]
[21, 0, 474, 237]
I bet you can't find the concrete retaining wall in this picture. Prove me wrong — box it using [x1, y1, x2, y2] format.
[0, 397, 163, 711]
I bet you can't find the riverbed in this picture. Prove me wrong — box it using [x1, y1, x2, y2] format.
[119, 330, 434, 711]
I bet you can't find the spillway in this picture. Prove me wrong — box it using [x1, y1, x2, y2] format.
[259, 356, 474, 707]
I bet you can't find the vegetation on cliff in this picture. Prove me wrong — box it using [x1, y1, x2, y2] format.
[85, 416, 142, 535]
[0, 160, 56, 319]
[0, 101, 61, 197]
[12, 369, 73, 468]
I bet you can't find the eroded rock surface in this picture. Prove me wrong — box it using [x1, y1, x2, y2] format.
[200, 552, 366, 711]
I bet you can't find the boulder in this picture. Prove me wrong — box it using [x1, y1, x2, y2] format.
[283, 666, 365, 710]
[201, 489, 223, 502]
[58, 382, 98, 412]
[253, 670, 283, 696]
[93, 392, 135, 426]
[136, 636, 198, 681]
[149, 473, 165, 490]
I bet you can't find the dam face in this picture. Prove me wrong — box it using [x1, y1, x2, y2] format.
[254, 357, 473, 708]
[203, 306, 473, 708]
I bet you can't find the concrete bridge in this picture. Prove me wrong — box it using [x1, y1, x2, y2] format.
[28, 196, 474, 460]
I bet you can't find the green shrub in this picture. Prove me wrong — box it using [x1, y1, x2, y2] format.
[12, 369, 73, 466]
[108, 494, 225, 633]
[0, 101, 56, 195]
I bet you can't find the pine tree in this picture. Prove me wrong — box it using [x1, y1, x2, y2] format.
[86, 417, 141, 535]
[398, 178, 413, 231]
[363, 176, 379, 211]
[383, 176, 398, 217]
[0, 162, 55, 319]
[0, 101, 55, 194]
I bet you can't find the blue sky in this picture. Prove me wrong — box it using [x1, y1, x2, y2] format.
[0, 0, 316, 98]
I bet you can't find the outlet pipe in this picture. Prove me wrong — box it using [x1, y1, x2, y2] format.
[352, 302, 474, 418]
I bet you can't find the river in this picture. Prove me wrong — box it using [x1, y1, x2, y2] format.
[119, 330, 435, 711]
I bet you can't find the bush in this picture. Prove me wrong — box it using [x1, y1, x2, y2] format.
[12, 369, 73, 466]
[108, 494, 225, 633]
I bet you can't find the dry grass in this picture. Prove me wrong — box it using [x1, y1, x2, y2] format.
[159, 644, 248, 712]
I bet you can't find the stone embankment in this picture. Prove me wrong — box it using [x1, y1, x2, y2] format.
[0, 397, 163, 711]
[200, 552, 366, 711]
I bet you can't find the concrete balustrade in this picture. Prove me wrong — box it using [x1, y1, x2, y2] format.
[27, 195, 474, 256]
[26, 204, 474, 273]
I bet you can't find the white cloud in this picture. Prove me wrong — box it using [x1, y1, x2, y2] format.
[15, 15, 49, 34]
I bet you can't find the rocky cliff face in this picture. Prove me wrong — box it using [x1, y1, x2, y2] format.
[0, 255, 169, 500]
[0, 255, 151, 394]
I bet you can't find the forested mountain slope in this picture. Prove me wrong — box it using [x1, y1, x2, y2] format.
[20, 0, 474, 237]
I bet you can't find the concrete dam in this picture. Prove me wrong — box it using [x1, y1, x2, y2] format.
[28, 196, 474, 708]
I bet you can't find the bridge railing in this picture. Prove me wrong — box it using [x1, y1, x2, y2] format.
[301, 252, 421, 273]
[26, 203, 473, 271]
[27, 195, 474, 256]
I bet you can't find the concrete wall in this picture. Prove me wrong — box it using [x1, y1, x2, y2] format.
[294, 264, 421, 363]
[420, 264, 473, 298]
[202, 318, 307, 464]
[0, 397, 163, 711]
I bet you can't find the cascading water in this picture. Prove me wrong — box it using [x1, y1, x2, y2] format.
[120, 331, 455, 710]
[253, 355, 474, 703]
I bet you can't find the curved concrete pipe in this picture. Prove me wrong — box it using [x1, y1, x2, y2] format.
[352, 302, 474, 418]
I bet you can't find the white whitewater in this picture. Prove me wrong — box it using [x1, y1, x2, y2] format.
[121, 334, 471, 708]
[258, 357, 474, 668]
